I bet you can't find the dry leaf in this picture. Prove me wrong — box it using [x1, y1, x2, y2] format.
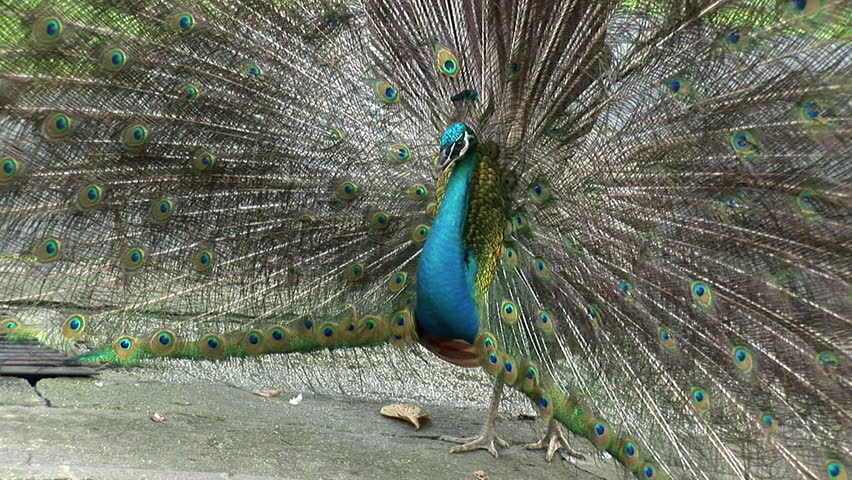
[380, 403, 431, 430]
[150, 412, 167, 423]
[473, 471, 489, 480]
[254, 388, 284, 399]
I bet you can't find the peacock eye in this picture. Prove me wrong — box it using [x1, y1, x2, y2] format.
[325, 11, 341, 28]
[32, 17, 65, 44]
[690, 281, 714, 310]
[69, 317, 82, 330]
[243, 64, 263, 78]
[507, 61, 522, 79]
[411, 224, 430, 243]
[668, 79, 681, 92]
[41, 113, 73, 141]
[1, 156, 19, 181]
[181, 84, 201, 102]
[46, 19, 61, 38]
[172, 12, 197, 33]
[373, 81, 400, 104]
[805, 102, 820, 119]
[389, 272, 408, 292]
[435, 43, 460, 76]
[727, 30, 740, 45]
[121, 248, 146, 271]
[499, 300, 519, 324]
[103, 48, 128, 71]
[664, 76, 693, 100]
[123, 124, 150, 148]
[407, 184, 428, 200]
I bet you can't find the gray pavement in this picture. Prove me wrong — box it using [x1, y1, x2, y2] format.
[0, 358, 627, 480]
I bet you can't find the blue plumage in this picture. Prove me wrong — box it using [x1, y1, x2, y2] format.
[416, 153, 480, 343]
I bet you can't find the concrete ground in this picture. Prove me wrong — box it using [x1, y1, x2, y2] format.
[0, 350, 626, 480]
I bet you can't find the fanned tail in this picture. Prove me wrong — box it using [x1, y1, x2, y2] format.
[0, 1, 850, 479]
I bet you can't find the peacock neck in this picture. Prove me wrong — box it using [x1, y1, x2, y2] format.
[415, 153, 481, 343]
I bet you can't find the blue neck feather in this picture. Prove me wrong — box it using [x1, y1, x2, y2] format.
[415, 154, 480, 342]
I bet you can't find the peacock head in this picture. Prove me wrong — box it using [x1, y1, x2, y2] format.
[438, 122, 478, 172]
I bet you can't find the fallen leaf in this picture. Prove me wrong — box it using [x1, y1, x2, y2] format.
[288, 393, 303, 405]
[473, 470, 489, 480]
[150, 412, 167, 423]
[380, 403, 431, 430]
[254, 388, 284, 399]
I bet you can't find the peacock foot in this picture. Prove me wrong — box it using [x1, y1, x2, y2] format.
[525, 417, 586, 462]
[440, 430, 510, 458]
[440, 378, 508, 457]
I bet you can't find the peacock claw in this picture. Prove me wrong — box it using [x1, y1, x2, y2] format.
[440, 432, 510, 458]
[440, 379, 508, 457]
[525, 418, 585, 462]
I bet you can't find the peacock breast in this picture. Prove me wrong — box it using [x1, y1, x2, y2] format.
[415, 146, 506, 344]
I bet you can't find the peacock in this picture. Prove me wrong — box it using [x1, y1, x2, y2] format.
[0, 0, 850, 478]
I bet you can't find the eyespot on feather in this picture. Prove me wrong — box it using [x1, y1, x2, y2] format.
[102, 48, 128, 71]
[180, 84, 201, 102]
[389, 144, 411, 163]
[121, 248, 146, 271]
[499, 300, 519, 324]
[388, 271, 408, 293]
[411, 225, 430, 243]
[40, 113, 73, 141]
[199, 334, 226, 359]
[122, 124, 150, 149]
[74, 184, 104, 211]
[35, 238, 62, 263]
[62, 314, 85, 339]
[192, 152, 216, 172]
[193, 250, 214, 272]
[690, 386, 711, 412]
[690, 281, 715, 311]
[1, 156, 21, 184]
[371, 211, 391, 231]
[31, 17, 65, 44]
[372, 80, 400, 104]
[113, 336, 139, 360]
[149, 330, 178, 356]
[150, 198, 174, 222]
[336, 181, 358, 201]
[500, 353, 520, 385]
[434, 43, 460, 77]
[170, 11, 198, 33]
[242, 329, 265, 355]
[264, 326, 293, 353]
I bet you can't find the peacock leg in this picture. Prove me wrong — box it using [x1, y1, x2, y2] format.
[439, 379, 509, 457]
[524, 417, 586, 462]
